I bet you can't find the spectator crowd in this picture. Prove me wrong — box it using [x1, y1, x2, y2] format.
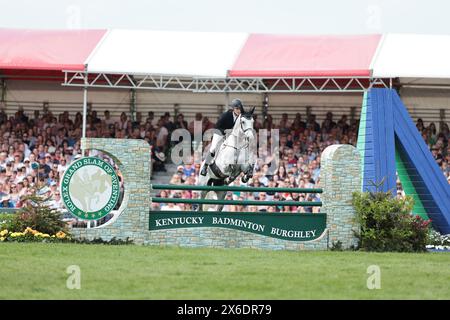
[0, 102, 448, 216]
[154, 111, 450, 213]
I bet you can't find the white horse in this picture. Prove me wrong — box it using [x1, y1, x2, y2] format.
[198, 107, 257, 211]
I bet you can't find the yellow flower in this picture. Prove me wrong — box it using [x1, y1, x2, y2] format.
[11, 232, 23, 237]
[0, 237, 5, 242]
[56, 231, 66, 239]
[33, 232, 49, 238]
[24, 227, 39, 236]
[0, 229, 8, 237]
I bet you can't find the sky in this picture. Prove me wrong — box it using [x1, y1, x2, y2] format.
[0, 0, 449, 34]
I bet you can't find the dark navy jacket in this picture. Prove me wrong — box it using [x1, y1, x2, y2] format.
[215, 109, 237, 134]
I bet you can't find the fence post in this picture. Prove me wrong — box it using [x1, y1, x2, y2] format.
[439, 109, 446, 133]
[321, 144, 361, 249]
[0, 79, 6, 102]
[350, 106, 356, 122]
[70, 138, 151, 244]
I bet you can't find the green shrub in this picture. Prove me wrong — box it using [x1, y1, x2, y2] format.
[71, 237, 134, 245]
[0, 213, 15, 230]
[330, 240, 343, 251]
[8, 186, 69, 236]
[352, 190, 430, 252]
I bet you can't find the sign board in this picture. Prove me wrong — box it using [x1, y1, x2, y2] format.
[149, 211, 326, 242]
[61, 157, 120, 220]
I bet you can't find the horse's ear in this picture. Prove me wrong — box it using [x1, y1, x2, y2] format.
[250, 106, 255, 114]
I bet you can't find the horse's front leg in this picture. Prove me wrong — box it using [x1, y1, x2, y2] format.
[224, 175, 236, 185]
[240, 163, 254, 183]
[224, 168, 240, 185]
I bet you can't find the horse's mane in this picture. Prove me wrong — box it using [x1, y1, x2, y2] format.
[242, 112, 253, 120]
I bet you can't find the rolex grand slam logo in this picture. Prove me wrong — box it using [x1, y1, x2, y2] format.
[61, 157, 120, 220]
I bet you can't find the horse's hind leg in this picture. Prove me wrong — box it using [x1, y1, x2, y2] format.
[216, 190, 226, 212]
[197, 168, 209, 212]
[200, 190, 208, 212]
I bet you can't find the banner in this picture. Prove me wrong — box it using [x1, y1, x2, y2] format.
[149, 211, 326, 242]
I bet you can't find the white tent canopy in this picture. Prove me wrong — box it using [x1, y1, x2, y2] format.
[3, 28, 450, 85]
[372, 34, 450, 81]
[86, 29, 248, 77]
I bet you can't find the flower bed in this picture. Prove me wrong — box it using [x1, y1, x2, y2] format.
[0, 227, 70, 243]
[426, 231, 450, 251]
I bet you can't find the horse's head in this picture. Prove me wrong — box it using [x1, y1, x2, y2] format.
[238, 106, 255, 140]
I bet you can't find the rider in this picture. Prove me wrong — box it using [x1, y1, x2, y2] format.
[200, 98, 243, 176]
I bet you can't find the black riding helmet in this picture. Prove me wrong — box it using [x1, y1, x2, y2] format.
[230, 98, 243, 110]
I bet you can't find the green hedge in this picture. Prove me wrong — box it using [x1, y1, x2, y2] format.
[352, 191, 430, 252]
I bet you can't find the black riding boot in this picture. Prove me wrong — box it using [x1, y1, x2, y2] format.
[201, 152, 215, 176]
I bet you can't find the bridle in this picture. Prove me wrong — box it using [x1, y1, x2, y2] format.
[223, 115, 253, 151]
[240, 116, 253, 133]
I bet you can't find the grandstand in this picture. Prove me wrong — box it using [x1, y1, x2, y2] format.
[0, 29, 449, 222]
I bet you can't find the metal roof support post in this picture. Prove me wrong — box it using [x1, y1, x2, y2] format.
[224, 78, 230, 110]
[81, 69, 88, 157]
[439, 109, 446, 133]
[263, 93, 269, 119]
[216, 105, 223, 118]
[350, 106, 356, 122]
[0, 79, 6, 102]
[130, 88, 136, 122]
[174, 103, 179, 118]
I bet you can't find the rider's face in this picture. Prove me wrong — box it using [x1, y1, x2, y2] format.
[233, 108, 241, 116]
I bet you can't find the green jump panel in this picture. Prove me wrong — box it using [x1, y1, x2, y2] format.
[149, 211, 327, 242]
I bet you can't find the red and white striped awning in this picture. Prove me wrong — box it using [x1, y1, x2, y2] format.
[229, 34, 381, 77]
[0, 28, 106, 72]
[1, 28, 450, 84]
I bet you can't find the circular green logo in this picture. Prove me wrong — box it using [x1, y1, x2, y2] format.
[61, 157, 120, 221]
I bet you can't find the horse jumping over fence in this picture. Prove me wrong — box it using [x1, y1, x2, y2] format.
[198, 107, 257, 211]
